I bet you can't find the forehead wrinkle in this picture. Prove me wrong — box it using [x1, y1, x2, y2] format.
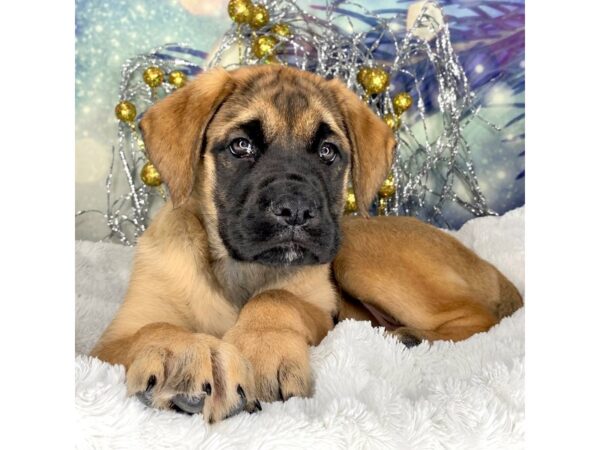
[319, 108, 348, 144]
[210, 98, 284, 145]
[274, 87, 311, 126]
[235, 71, 276, 98]
[209, 71, 349, 150]
[268, 83, 347, 145]
[298, 100, 350, 150]
[288, 108, 350, 156]
[290, 109, 320, 140]
[253, 99, 285, 140]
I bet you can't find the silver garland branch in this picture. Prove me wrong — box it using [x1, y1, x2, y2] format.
[77, 44, 204, 245]
[77, 0, 497, 244]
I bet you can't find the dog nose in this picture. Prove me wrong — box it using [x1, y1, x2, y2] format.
[272, 196, 316, 227]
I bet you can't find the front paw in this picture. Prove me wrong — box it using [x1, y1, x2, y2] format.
[226, 329, 312, 402]
[126, 327, 260, 422]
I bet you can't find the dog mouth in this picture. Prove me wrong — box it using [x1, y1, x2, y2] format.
[223, 220, 338, 266]
[252, 241, 317, 266]
[218, 192, 340, 266]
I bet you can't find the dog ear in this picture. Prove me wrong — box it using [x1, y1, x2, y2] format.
[139, 68, 234, 207]
[330, 79, 396, 216]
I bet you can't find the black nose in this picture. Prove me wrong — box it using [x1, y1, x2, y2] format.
[272, 196, 316, 227]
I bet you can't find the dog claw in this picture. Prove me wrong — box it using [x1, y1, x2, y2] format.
[223, 385, 254, 419]
[247, 400, 262, 413]
[136, 390, 153, 407]
[146, 375, 157, 390]
[171, 394, 206, 414]
[135, 375, 157, 407]
[237, 385, 246, 400]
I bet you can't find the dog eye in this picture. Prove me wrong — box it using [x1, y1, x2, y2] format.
[228, 138, 256, 158]
[319, 143, 338, 164]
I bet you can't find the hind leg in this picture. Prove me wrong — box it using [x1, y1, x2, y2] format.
[334, 216, 520, 346]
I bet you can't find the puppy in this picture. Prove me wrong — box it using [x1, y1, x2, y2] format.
[91, 65, 522, 422]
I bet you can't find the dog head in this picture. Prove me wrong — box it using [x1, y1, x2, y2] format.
[140, 65, 395, 266]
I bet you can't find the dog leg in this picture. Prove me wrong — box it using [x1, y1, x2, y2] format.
[92, 323, 260, 422]
[334, 216, 522, 345]
[224, 289, 333, 402]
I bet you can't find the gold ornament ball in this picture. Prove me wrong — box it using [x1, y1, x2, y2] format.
[168, 70, 187, 88]
[393, 92, 413, 114]
[115, 101, 136, 123]
[378, 174, 396, 198]
[140, 162, 162, 187]
[143, 66, 164, 88]
[357, 67, 368, 86]
[383, 113, 400, 131]
[271, 23, 291, 37]
[357, 66, 390, 95]
[345, 188, 358, 214]
[228, 0, 253, 24]
[252, 35, 278, 59]
[377, 198, 388, 216]
[249, 4, 269, 29]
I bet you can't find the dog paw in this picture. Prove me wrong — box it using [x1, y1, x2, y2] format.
[126, 329, 260, 422]
[226, 329, 313, 402]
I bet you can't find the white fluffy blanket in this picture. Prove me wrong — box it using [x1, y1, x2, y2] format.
[75, 207, 524, 449]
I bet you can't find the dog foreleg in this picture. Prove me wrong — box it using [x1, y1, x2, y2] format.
[224, 289, 333, 402]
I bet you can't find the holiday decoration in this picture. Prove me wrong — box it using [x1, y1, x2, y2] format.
[377, 198, 388, 216]
[378, 174, 396, 199]
[143, 66, 164, 88]
[228, 0, 253, 24]
[250, 4, 270, 29]
[392, 92, 413, 115]
[271, 23, 291, 37]
[140, 162, 162, 187]
[78, 0, 525, 245]
[76, 44, 204, 244]
[383, 113, 400, 131]
[251, 35, 278, 59]
[345, 188, 357, 214]
[114, 101, 136, 123]
[168, 70, 187, 88]
[357, 66, 390, 96]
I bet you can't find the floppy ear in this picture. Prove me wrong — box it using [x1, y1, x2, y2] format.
[330, 80, 396, 216]
[139, 68, 234, 206]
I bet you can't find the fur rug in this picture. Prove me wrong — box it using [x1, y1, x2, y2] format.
[75, 207, 524, 449]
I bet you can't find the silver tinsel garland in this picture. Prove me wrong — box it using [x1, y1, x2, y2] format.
[76, 44, 204, 245]
[77, 0, 496, 245]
